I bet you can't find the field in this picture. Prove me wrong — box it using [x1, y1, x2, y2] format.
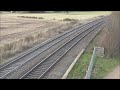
[0, 11, 111, 64]
[1, 11, 110, 20]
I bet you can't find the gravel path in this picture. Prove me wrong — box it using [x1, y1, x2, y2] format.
[104, 66, 120, 79]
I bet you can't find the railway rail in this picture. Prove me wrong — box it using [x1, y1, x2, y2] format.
[0, 17, 107, 79]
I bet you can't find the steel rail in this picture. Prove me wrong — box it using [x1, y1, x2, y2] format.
[0, 17, 105, 69]
[20, 21, 105, 79]
[39, 22, 105, 79]
[0, 19, 104, 79]
[0, 17, 107, 79]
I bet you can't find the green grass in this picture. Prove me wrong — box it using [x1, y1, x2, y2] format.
[67, 52, 92, 79]
[91, 56, 120, 79]
[67, 27, 119, 79]
[66, 17, 120, 79]
[67, 50, 120, 79]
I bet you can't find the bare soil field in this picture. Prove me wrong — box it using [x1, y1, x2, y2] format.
[0, 12, 110, 64]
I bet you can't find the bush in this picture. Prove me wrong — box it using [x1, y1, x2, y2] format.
[17, 16, 44, 19]
[63, 18, 77, 21]
[38, 17, 44, 19]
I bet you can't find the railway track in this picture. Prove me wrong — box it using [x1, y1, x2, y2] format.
[0, 17, 107, 79]
[20, 21, 105, 79]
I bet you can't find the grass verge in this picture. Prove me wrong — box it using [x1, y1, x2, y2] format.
[67, 50, 120, 79]
[67, 26, 120, 79]
[67, 52, 91, 79]
[91, 56, 120, 79]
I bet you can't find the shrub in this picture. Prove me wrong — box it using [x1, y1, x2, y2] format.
[63, 18, 77, 21]
[38, 17, 44, 19]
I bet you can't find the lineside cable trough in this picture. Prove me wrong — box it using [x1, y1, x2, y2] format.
[85, 47, 104, 79]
